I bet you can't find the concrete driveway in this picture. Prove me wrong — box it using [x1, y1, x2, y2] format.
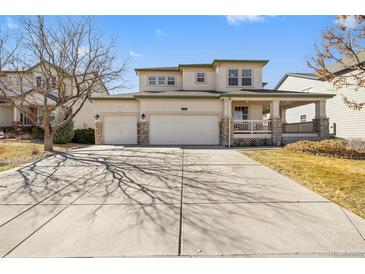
[0, 146, 364, 257]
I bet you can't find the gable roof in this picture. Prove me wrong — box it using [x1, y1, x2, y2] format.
[326, 50, 365, 74]
[135, 59, 269, 73]
[274, 72, 320, 90]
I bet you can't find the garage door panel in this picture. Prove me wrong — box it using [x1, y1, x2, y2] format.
[150, 115, 219, 145]
[104, 116, 137, 145]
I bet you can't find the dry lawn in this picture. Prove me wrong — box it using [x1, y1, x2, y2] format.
[242, 149, 365, 218]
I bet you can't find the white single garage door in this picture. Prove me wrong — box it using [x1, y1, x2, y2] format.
[150, 115, 219, 145]
[103, 115, 137, 144]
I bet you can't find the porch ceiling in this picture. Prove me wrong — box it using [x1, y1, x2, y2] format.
[280, 100, 316, 109]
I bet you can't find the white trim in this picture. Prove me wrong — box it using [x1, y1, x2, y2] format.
[234, 133, 271, 139]
[283, 133, 319, 137]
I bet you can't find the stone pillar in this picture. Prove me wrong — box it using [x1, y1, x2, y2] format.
[313, 100, 329, 139]
[270, 100, 282, 146]
[221, 117, 233, 146]
[137, 121, 149, 145]
[313, 118, 329, 139]
[94, 119, 102, 145]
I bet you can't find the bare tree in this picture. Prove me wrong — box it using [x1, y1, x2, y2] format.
[308, 15, 365, 110]
[0, 16, 126, 152]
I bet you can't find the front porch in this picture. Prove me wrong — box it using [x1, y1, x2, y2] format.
[221, 96, 330, 147]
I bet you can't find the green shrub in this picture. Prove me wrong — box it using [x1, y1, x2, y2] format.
[32, 127, 44, 139]
[72, 128, 95, 144]
[53, 120, 75, 144]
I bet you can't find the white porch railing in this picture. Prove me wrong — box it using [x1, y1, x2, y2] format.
[233, 120, 272, 134]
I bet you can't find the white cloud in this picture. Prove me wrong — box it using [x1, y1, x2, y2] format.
[129, 50, 142, 58]
[226, 15, 266, 26]
[6, 17, 18, 30]
[335, 16, 360, 29]
[78, 46, 89, 56]
[156, 28, 167, 37]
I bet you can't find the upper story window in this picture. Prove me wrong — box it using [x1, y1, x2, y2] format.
[148, 76, 175, 86]
[196, 72, 205, 83]
[242, 69, 252, 86]
[16, 76, 22, 85]
[228, 69, 238, 86]
[51, 76, 57, 88]
[167, 76, 176, 86]
[36, 76, 42, 87]
[148, 76, 156, 86]
[158, 76, 166, 86]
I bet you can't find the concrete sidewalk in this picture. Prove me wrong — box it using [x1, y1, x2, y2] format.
[0, 146, 364, 257]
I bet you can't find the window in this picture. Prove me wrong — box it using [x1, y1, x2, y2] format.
[36, 76, 42, 87]
[16, 77, 22, 85]
[148, 76, 156, 86]
[158, 76, 166, 85]
[38, 111, 56, 124]
[300, 114, 307, 122]
[234, 106, 248, 120]
[228, 69, 238, 86]
[242, 69, 252, 86]
[196, 72, 205, 83]
[167, 76, 176, 86]
[51, 77, 57, 88]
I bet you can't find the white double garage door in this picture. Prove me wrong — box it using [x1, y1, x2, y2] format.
[103, 114, 220, 145]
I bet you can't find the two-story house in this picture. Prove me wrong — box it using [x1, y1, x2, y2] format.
[92, 59, 333, 146]
[0, 62, 108, 130]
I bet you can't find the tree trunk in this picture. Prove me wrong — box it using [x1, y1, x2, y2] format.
[44, 123, 54, 152]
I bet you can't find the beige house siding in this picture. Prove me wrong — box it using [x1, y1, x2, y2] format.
[215, 62, 263, 92]
[139, 98, 223, 120]
[181, 67, 215, 90]
[277, 74, 365, 139]
[0, 106, 13, 127]
[138, 71, 182, 92]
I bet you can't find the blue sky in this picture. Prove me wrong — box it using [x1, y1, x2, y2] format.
[1, 16, 337, 93]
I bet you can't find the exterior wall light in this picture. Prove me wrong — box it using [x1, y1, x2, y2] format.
[95, 114, 100, 119]
[141, 113, 146, 120]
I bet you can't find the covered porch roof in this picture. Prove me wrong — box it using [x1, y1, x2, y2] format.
[91, 88, 335, 101]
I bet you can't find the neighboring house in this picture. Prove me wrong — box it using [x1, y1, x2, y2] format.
[0, 62, 108, 130]
[92, 59, 333, 146]
[275, 68, 365, 140]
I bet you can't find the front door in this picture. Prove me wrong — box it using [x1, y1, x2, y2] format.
[234, 106, 248, 120]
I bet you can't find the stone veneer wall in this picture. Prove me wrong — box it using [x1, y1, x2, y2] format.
[271, 117, 282, 146]
[221, 117, 233, 146]
[137, 121, 149, 145]
[313, 118, 330, 139]
[94, 119, 102, 145]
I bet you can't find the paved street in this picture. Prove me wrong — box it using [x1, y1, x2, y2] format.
[0, 146, 364, 257]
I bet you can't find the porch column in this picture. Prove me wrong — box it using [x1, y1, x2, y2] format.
[12, 107, 19, 128]
[94, 118, 103, 145]
[221, 98, 233, 146]
[270, 100, 282, 146]
[313, 100, 329, 139]
[281, 108, 286, 123]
